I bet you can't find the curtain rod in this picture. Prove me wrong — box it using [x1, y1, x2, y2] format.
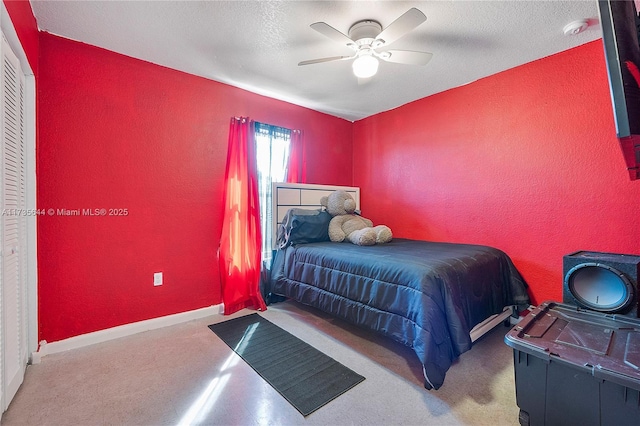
[232, 116, 302, 133]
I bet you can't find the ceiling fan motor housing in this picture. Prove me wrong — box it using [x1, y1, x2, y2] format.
[348, 20, 383, 45]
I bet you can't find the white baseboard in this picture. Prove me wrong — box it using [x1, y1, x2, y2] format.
[33, 304, 224, 361]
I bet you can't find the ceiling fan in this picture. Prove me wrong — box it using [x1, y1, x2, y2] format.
[298, 8, 433, 79]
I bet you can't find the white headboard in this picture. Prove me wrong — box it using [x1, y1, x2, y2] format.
[271, 182, 360, 248]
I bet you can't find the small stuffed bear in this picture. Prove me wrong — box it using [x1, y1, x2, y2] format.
[320, 190, 392, 246]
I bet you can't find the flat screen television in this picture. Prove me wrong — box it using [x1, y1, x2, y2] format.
[598, 0, 640, 180]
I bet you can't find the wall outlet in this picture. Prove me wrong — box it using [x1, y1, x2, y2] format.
[153, 272, 163, 286]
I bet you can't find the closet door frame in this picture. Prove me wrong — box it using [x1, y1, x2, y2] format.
[0, 2, 37, 414]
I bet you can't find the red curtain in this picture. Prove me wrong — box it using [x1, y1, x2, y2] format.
[219, 117, 267, 315]
[286, 130, 306, 183]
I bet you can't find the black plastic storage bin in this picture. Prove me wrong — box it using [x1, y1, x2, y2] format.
[504, 301, 640, 426]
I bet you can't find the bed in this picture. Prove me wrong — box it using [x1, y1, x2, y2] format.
[268, 183, 530, 390]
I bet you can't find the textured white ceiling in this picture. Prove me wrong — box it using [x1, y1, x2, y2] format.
[30, 1, 601, 121]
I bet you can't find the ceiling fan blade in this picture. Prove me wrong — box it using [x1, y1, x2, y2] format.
[379, 50, 433, 66]
[375, 8, 427, 46]
[310, 22, 356, 48]
[298, 55, 353, 66]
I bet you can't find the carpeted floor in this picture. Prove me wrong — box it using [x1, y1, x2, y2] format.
[2, 300, 520, 425]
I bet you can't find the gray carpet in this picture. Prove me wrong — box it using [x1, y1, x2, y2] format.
[209, 313, 365, 416]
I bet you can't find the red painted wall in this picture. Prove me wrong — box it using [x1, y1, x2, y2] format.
[37, 33, 352, 342]
[3, 0, 38, 76]
[353, 41, 640, 305]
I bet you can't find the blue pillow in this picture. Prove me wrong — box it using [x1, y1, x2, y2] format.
[276, 208, 331, 248]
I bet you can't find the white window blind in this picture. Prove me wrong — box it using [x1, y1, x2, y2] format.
[254, 122, 290, 262]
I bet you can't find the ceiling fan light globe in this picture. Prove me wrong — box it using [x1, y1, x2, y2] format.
[352, 55, 379, 78]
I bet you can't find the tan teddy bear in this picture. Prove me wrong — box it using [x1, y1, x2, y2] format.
[320, 190, 392, 246]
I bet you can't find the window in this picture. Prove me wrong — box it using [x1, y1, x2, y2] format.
[254, 122, 290, 263]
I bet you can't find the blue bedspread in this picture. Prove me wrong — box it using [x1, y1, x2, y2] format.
[269, 238, 529, 389]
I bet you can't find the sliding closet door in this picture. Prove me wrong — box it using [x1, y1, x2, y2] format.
[0, 34, 27, 411]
